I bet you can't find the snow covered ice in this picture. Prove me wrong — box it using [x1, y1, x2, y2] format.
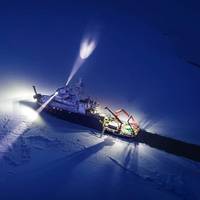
[0, 93, 200, 200]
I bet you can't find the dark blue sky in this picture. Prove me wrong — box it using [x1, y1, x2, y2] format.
[0, 0, 200, 143]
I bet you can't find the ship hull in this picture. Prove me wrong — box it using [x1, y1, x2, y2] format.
[35, 95, 136, 138]
[39, 102, 104, 131]
[43, 105, 137, 138]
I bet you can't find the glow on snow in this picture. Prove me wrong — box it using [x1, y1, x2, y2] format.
[0, 91, 57, 157]
[0, 103, 38, 157]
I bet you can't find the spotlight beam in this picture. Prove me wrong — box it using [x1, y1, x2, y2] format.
[66, 33, 98, 86]
[66, 57, 84, 86]
[36, 92, 58, 114]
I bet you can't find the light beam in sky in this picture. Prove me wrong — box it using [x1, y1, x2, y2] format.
[66, 57, 84, 86]
[80, 38, 96, 59]
[66, 32, 98, 86]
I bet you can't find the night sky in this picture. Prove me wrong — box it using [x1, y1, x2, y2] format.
[0, 1, 200, 143]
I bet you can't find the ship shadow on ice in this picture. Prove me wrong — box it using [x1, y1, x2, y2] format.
[36, 137, 114, 198]
[18, 100, 39, 110]
[2, 138, 115, 199]
[0, 137, 115, 199]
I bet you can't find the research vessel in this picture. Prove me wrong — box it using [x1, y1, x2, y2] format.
[33, 81, 140, 137]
